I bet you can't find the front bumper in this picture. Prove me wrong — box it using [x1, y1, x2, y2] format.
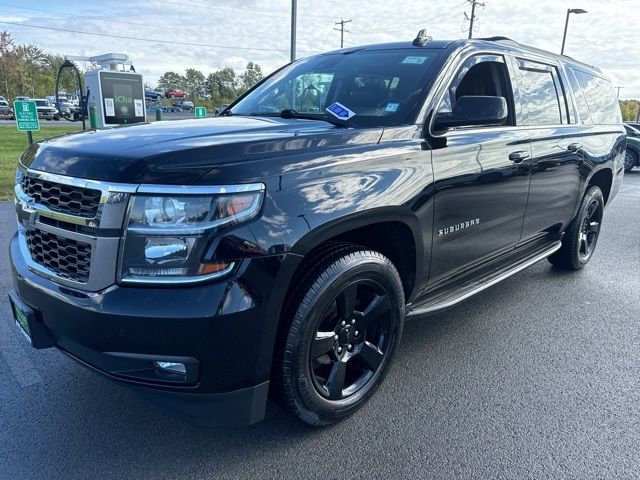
[10, 232, 297, 425]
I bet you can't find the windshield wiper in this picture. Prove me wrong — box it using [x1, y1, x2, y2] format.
[279, 109, 349, 127]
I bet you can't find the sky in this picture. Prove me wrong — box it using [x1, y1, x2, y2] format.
[2, 0, 639, 98]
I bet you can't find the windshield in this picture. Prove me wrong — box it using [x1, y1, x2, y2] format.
[35, 100, 50, 107]
[231, 49, 443, 127]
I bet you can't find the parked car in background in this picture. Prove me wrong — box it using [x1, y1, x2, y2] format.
[33, 99, 59, 120]
[214, 104, 230, 115]
[15, 96, 30, 102]
[0, 100, 14, 119]
[145, 88, 163, 101]
[0, 95, 7, 102]
[624, 124, 640, 172]
[165, 88, 186, 99]
[46, 94, 67, 102]
[66, 94, 81, 107]
[172, 100, 194, 112]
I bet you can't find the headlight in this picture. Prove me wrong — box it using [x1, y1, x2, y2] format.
[119, 184, 264, 284]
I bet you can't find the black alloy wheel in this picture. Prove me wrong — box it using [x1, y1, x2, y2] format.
[624, 149, 638, 172]
[577, 197, 603, 262]
[548, 185, 604, 270]
[309, 279, 393, 401]
[276, 244, 404, 426]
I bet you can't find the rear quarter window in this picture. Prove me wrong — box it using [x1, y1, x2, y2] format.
[515, 60, 563, 126]
[571, 69, 622, 125]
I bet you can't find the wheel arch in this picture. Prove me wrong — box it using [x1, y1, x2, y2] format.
[586, 167, 613, 205]
[289, 207, 425, 302]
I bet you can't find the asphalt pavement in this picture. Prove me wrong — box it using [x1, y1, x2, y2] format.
[1, 172, 639, 479]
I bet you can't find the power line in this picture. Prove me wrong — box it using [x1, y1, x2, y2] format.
[333, 19, 352, 49]
[350, 2, 467, 35]
[0, 2, 293, 41]
[0, 20, 319, 54]
[167, 0, 337, 21]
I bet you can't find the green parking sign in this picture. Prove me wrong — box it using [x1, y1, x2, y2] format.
[14, 100, 40, 132]
[194, 106, 207, 119]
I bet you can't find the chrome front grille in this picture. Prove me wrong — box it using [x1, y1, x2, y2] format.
[15, 166, 137, 292]
[21, 175, 102, 218]
[26, 229, 92, 282]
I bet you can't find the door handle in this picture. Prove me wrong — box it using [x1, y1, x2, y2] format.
[509, 151, 530, 163]
[567, 143, 580, 152]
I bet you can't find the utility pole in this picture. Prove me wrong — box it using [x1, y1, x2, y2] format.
[465, 0, 485, 39]
[334, 18, 352, 48]
[616, 86, 623, 99]
[290, 0, 297, 62]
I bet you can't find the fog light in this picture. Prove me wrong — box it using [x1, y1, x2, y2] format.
[154, 361, 186, 375]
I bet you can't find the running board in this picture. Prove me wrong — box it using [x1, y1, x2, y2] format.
[406, 241, 562, 318]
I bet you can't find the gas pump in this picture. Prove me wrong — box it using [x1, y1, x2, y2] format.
[56, 53, 146, 129]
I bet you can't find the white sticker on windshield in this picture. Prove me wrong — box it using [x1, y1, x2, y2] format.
[325, 102, 356, 120]
[104, 97, 115, 117]
[402, 56, 428, 64]
[385, 102, 400, 112]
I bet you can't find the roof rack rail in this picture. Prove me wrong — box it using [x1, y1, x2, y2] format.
[477, 36, 520, 47]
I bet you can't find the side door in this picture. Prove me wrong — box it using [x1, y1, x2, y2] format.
[426, 53, 532, 286]
[509, 57, 584, 241]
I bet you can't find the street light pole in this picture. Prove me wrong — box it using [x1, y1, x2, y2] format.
[561, 8, 587, 55]
[290, 0, 297, 62]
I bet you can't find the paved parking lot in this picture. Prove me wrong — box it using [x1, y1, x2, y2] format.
[1, 172, 639, 479]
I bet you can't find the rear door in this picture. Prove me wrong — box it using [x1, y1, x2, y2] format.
[510, 57, 584, 241]
[427, 53, 531, 285]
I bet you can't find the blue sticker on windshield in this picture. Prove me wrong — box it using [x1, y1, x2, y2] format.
[385, 102, 400, 112]
[402, 56, 428, 64]
[326, 102, 356, 120]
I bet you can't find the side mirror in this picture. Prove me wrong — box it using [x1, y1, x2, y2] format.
[434, 96, 508, 130]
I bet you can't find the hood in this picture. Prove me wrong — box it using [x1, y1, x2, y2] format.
[22, 116, 383, 184]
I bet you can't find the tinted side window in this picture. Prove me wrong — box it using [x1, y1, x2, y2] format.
[437, 54, 515, 126]
[571, 69, 622, 125]
[516, 60, 562, 125]
[566, 68, 591, 123]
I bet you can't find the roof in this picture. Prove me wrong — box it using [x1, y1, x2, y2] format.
[323, 36, 602, 76]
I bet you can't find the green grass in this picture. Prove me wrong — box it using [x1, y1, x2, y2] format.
[0, 124, 82, 200]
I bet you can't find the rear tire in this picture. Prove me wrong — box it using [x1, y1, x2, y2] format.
[624, 149, 638, 172]
[548, 185, 604, 270]
[276, 245, 404, 426]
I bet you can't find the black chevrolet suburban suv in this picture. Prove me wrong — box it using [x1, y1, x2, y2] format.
[9, 35, 625, 426]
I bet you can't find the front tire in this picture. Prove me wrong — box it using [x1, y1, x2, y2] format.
[548, 185, 604, 270]
[624, 149, 638, 172]
[276, 245, 405, 426]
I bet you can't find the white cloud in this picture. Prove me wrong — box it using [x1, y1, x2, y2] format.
[3, 0, 639, 96]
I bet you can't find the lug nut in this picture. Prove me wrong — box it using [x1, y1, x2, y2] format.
[341, 320, 346, 327]
[351, 319, 356, 325]
[337, 346, 343, 353]
[334, 334, 339, 340]
[354, 330, 359, 336]
[347, 344, 353, 351]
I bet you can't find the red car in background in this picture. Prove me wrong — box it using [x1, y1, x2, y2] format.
[165, 88, 186, 99]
